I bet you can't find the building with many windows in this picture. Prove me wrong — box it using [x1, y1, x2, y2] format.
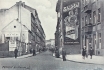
[46, 39, 55, 49]
[81, 0, 104, 56]
[0, 1, 45, 56]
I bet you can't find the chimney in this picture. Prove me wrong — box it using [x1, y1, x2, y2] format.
[22, 2, 25, 7]
[18, 1, 22, 22]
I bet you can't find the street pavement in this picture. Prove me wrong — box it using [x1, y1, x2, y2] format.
[0, 51, 104, 70]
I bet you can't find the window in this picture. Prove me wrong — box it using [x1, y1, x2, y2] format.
[94, 34, 96, 45]
[16, 37, 18, 40]
[85, 0, 87, 4]
[82, 18, 84, 27]
[99, 33, 101, 42]
[98, 8, 101, 22]
[89, 14, 91, 23]
[82, 0, 84, 6]
[93, 11, 96, 25]
[14, 26, 16, 28]
[98, 33, 101, 49]
[89, 35, 91, 43]
[85, 16, 87, 25]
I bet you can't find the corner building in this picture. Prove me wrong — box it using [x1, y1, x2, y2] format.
[55, 0, 81, 54]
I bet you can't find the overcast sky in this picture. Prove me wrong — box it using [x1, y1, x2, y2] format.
[0, 0, 58, 40]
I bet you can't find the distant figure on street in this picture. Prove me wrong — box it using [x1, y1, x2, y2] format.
[14, 48, 18, 58]
[89, 47, 93, 59]
[33, 49, 36, 56]
[82, 46, 86, 59]
[62, 49, 66, 61]
[29, 49, 32, 54]
[55, 47, 60, 58]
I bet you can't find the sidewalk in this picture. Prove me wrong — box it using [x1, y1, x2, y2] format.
[53, 54, 104, 65]
[17, 54, 33, 58]
[17, 52, 39, 58]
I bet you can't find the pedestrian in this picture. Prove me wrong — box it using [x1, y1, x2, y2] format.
[29, 49, 32, 54]
[89, 47, 93, 59]
[33, 49, 36, 56]
[82, 46, 86, 59]
[14, 48, 18, 58]
[62, 49, 66, 61]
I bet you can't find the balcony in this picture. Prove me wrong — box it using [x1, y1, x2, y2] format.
[84, 23, 93, 34]
[84, 0, 92, 13]
[84, 5, 91, 13]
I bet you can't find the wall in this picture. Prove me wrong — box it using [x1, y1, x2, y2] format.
[0, 4, 19, 43]
[64, 45, 81, 54]
[21, 6, 31, 31]
[0, 4, 18, 30]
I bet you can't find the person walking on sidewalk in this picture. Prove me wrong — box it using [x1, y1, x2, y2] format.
[33, 49, 36, 56]
[14, 48, 18, 58]
[82, 46, 86, 59]
[89, 47, 93, 59]
[62, 49, 66, 61]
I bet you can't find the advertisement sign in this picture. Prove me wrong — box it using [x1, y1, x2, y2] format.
[63, 1, 80, 45]
[9, 37, 18, 51]
[9, 40, 16, 51]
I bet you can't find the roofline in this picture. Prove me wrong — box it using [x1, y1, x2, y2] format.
[1, 19, 18, 31]
[0, 3, 17, 11]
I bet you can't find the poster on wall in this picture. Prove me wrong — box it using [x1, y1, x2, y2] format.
[63, 1, 80, 45]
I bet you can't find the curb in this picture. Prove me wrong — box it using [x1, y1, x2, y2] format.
[65, 58, 104, 65]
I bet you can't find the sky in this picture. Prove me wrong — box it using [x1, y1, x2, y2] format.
[0, 0, 58, 40]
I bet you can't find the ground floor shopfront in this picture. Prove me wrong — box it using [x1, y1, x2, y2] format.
[82, 24, 104, 56]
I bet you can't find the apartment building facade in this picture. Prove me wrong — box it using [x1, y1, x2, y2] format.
[0, 1, 45, 56]
[81, 0, 104, 56]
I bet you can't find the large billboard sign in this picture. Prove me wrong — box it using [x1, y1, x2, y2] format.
[63, 1, 80, 45]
